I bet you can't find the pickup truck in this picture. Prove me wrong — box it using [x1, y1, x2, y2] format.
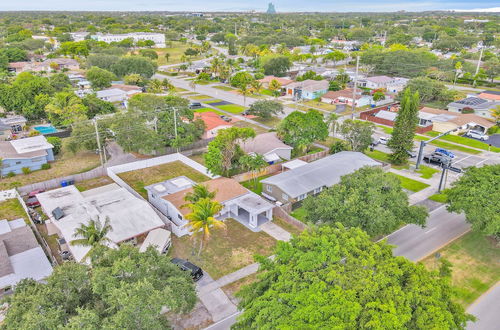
[423, 152, 452, 167]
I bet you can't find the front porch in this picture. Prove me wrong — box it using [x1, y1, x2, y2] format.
[219, 193, 274, 232]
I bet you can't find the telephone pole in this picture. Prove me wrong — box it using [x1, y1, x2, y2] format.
[351, 55, 360, 120]
[473, 46, 484, 86]
[93, 118, 104, 167]
[173, 108, 179, 152]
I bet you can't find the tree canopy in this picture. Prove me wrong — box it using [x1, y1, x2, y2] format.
[339, 119, 374, 152]
[247, 100, 284, 119]
[302, 166, 428, 237]
[234, 224, 472, 329]
[277, 110, 328, 151]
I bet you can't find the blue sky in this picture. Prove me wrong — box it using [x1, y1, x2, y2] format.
[0, 0, 498, 12]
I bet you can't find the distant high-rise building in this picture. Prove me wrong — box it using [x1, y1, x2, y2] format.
[266, 3, 276, 14]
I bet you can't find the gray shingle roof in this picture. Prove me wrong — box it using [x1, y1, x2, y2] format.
[261, 151, 381, 198]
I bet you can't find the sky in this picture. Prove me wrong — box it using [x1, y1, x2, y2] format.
[0, 0, 498, 12]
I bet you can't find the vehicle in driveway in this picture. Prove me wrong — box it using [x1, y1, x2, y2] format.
[26, 196, 40, 207]
[220, 115, 232, 122]
[434, 148, 455, 159]
[465, 130, 489, 141]
[423, 152, 452, 167]
[28, 189, 45, 198]
[189, 102, 202, 109]
[171, 258, 204, 281]
[378, 136, 389, 145]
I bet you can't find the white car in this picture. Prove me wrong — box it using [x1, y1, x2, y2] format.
[466, 130, 489, 141]
[378, 136, 389, 145]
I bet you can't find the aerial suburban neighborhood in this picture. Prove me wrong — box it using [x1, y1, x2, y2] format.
[0, 2, 498, 330]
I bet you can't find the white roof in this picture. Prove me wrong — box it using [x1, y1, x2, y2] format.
[0, 247, 53, 289]
[10, 136, 53, 154]
[96, 88, 127, 98]
[37, 184, 165, 262]
[0, 218, 26, 235]
[139, 228, 171, 253]
[282, 159, 308, 170]
[264, 153, 281, 163]
[375, 110, 398, 121]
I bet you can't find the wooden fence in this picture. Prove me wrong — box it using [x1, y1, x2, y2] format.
[273, 205, 307, 231]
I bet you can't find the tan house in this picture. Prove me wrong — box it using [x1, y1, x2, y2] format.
[419, 107, 494, 134]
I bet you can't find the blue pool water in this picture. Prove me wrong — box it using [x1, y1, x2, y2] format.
[34, 125, 58, 134]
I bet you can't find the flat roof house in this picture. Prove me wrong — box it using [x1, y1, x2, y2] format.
[285, 80, 329, 100]
[0, 136, 54, 176]
[96, 88, 129, 103]
[36, 184, 166, 262]
[260, 151, 381, 205]
[0, 218, 53, 295]
[358, 76, 395, 90]
[321, 88, 371, 107]
[239, 132, 293, 164]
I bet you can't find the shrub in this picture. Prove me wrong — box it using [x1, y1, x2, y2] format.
[22, 167, 32, 175]
[28, 130, 40, 137]
[487, 126, 499, 135]
[47, 136, 62, 155]
[7, 172, 16, 178]
[41, 163, 51, 170]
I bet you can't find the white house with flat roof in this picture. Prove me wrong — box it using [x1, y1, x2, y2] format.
[91, 33, 166, 48]
[36, 184, 166, 262]
[0, 219, 53, 295]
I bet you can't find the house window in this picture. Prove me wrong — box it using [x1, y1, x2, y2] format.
[297, 194, 307, 201]
[177, 214, 183, 220]
[266, 185, 272, 193]
[313, 187, 322, 194]
[282, 193, 288, 201]
[15, 161, 22, 165]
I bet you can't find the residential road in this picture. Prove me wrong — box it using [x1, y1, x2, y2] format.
[467, 282, 500, 330]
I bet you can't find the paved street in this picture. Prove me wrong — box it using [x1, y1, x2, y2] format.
[386, 205, 470, 261]
[467, 282, 500, 330]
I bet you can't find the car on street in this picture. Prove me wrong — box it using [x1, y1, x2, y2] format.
[26, 196, 40, 207]
[378, 136, 389, 145]
[434, 148, 455, 159]
[220, 115, 232, 122]
[189, 102, 202, 109]
[406, 150, 417, 158]
[465, 130, 489, 141]
[423, 152, 452, 167]
[171, 258, 204, 281]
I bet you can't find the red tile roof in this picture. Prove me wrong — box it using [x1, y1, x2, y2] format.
[194, 111, 232, 131]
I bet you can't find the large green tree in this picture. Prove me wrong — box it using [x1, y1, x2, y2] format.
[86, 66, 116, 89]
[446, 165, 500, 239]
[302, 166, 427, 237]
[111, 56, 156, 78]
[247, 100, 284, 119]
[277, 110, 328, 152]
[234, 225, 472, 329]
[2, 245, 196, 329]
[388, 89, 420, 165]
[45, 92, 88, 126]
[339, 119, 374, 152]
[111, 111, 162, 154]
[263, 56, 292, 77]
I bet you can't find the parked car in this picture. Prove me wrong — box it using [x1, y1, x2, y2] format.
[189, 102, 202, 109]
[220, 115, 232, 122]
[465, 130, 489, 141]
[28, 189, 45, 198]
[171, 258, 204, 281]
[26, 196, 40, 207]
[406, 150, 417, 158]
[434, 148, 455, 159]
[378, 136, 389, 145]
[423, 152, 452, 167]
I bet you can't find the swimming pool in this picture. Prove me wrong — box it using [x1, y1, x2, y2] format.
[34, 125, 58, 134]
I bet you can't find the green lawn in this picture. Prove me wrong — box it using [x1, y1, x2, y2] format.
[189, 94, 213, 100]
[241, 174, 272, 195]
[302, 100, 337, 111]
[188, 153, 206, 165]
[194, 108, 224, 115]
[75, 176, 114, 192]
[316, 136, 345, 148]
[376, 125, 394, 134]
[233, 120, 269, 134]
[290, 207, 308, 222]
[252, 116, 281, 128]
[422, 231, 500, 307]
[118, 161, 210, 198]
[215, 104, 247, 114]
[366, 150, 391, 163]
[260, 89, 274, 96]
[204, 99, 223, 104]
[213, 85, 236, 91]
[155, 42, 204, 65]
[273, 217, 304, 237]
[0, 198, 27, 222]
[428, 193, 448, 203]
[169, 218, 276, 279]
[426, 131, 500, 153]
[390, 173, 430, 192]
[415, 165, 439, 179]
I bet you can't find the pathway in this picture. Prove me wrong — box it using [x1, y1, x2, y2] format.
[467, 282, 500, 330]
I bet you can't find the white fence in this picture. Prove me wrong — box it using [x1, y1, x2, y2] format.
[107, 153, 217, 237]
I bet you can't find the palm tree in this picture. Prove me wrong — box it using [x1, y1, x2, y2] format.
[326, 113, 339, 137]
[147, 79, 163, 93]
[189, 79, 197, 92]
[71, 217, 112, 259]
[184, 184, 216, 204]
[268, 79, 282, 99]
[238, 83, 252, 106]
[250, 80, 263, 95]
[184, 198, 226, 256]
[164, 53, 171, 62]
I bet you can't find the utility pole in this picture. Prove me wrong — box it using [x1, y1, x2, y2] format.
[473, 46, 484, 86]
[173, 108, 179, 152]
[93, 118, 104, 167]
[351, 55, 360, 120]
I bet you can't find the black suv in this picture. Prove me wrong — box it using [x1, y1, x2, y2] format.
[171, 258, 204, 281]
[189, 102, 202, 109]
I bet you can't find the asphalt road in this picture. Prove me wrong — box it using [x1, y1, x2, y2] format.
[467, 282, 500, 330]
[386, 205, 470, 261]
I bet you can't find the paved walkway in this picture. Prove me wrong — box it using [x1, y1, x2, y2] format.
[260, 222, 292, 241]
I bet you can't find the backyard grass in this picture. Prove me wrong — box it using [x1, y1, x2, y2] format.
[188, 153, 206, 165]
[241, 174, 272, 195]
[215, 104, 247, 114]
[75, 176, 115, 192]
[428, 192, 448, 203]
[36, 223, 63, 264]
[169, 218, 276, 279]
[273, 217, 304, 237]
[194, 108, 224, 115]
[222, 273, 258, 299]
[155, 42, 204, 65]
[316, 136, 344, 148]
[233, 120, 268, 134]
[302, 100, 337, 111]
[390, 173, 430, 192]
[213, 85, 236, 91]
[0, 151, 101, 190]
[0, 198, 27, 222]
[426, 131, 500, 153]
[252, 116, 281, 128]
[415, 165, 439, 179]
[290, 206, 308, 222]
[118, 161, 209, 198]
[421, 231, 500, 307]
